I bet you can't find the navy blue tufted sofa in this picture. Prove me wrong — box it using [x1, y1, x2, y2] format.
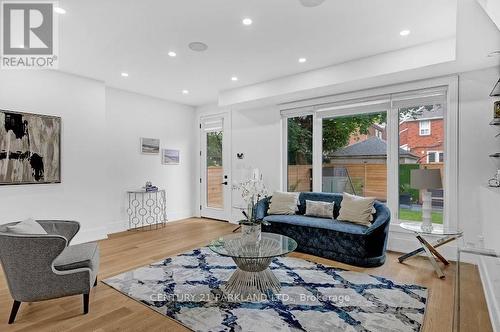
[257, 192, 391, 267]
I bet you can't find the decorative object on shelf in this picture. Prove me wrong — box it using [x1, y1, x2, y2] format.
[235, 168, 268, 243]
[490, 78, 500, 97]
[140, 137, 160, 154]
[126, 189, 167, 230]
[410, 168, 442, 232]
[488, 170, 500, 187]
[494, 100, 500, 119]
[0, 109, 61, 185]
[143, 181, 158, 192]
[161, 149, 180, 165]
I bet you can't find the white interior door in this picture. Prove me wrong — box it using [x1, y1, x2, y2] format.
[200, 114, 231, 221]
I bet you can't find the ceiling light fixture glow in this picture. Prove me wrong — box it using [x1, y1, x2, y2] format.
[231, 76, 238, 81]
[121, 72, 129, 77]
[399, 29, 410, 36]
[298, 57, 307, 63]
[242, 18, 253, 26]
[168, 51, 177, 57]
[54, 7, 66, 14]
[182, 89, 189, 95]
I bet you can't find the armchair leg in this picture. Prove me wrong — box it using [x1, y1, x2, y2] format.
[83, 293, 89, 314]
[8, 301, 21, 324]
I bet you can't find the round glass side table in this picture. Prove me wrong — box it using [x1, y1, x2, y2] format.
[209, 232, 297, 296]
[398, 222, 463, 278]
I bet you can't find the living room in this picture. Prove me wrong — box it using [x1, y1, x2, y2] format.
[0, 0, 499, 331]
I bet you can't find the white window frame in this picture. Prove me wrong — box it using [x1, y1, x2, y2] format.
[281, 76, 458, 232]
[426, 150, 443, 163]
[419, 120, 431, 136]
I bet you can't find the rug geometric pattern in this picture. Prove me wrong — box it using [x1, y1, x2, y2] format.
[103, 247, 427, 332]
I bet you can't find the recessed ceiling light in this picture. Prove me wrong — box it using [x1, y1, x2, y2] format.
[242, 18, 253, 26]
[121, 72, 129, 77]
[188, 42, 208, 52]
[400, 29, 410, 36]
[54, 7, 66, 14]
[231, 76, 238, 81]
[298, 57, 307, 63]
[182, 89, 189, 95]
[167, 51, 177, 57]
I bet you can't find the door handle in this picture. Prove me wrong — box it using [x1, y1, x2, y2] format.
[221, 181, 228, 185]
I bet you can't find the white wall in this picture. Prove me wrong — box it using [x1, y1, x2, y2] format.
[105, 88, 196, 233]
[0, 71, 196, 242]
[458, 67, 500, 247]
[0, 70, 109, 242]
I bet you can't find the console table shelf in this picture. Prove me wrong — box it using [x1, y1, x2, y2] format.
[126, 190, 167, 230]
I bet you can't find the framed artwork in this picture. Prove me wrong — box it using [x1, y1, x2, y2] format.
[141, 137, 160, 154]
[0, 109, 61, 185]
[162, 149, 180, 165]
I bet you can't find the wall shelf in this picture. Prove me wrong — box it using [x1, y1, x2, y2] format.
[489, 153, 500, 158]
[490, 119, 500, 126]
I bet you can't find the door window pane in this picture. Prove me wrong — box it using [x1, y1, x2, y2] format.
[207, 131, 223, 208]
[399, 104, 444, 224]
[322, 111, 387, 201]
[287, 115, 313, 192]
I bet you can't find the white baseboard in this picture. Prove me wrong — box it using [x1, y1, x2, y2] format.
[478, 256, 500, 332]
[71, 226, 108, 245]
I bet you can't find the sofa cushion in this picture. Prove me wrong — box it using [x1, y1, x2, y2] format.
[268, 192, 299, 215]
[298, 192, 343, 217]
[54, 242, 99, 271]
[338, 192, 375, 226]
[263, 214, 369, 235]
[305, 200, 334, 219]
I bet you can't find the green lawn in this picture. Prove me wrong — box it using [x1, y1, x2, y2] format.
[399, 208, 443, 224]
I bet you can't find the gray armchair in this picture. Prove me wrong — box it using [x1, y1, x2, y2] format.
[0, 220, 99, 324]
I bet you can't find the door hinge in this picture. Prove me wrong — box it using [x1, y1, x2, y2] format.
[199, 205, 202, 210]
[200, 150, 202, 156]
[199, 123, 202, 129]
[199, 178, 202, 183]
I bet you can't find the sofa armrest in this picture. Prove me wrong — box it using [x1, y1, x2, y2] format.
[365, 203, 391, 236]
[255, 197, 271, 220]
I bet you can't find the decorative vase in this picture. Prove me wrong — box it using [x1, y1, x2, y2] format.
[241, 223, 261, 245]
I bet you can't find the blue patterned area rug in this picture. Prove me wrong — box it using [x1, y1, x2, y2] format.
[103, 247, 427, 332]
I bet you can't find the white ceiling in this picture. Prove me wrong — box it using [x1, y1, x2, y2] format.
[58, 0, 457, 106]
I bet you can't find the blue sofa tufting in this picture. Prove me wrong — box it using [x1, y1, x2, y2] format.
[256, 192, 391, 267]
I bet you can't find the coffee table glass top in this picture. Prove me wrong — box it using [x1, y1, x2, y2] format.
[399, 222, 463, 236]
[209, 232, 297, 259]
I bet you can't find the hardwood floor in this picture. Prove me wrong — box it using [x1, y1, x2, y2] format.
[0, 218, 491, 332]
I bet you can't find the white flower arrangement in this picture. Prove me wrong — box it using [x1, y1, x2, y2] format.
[236, 169, 268, 224]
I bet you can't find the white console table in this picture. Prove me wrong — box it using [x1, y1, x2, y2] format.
[126, 189, 167, 230]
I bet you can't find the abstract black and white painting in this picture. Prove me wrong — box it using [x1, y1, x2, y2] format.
[0, 110, 61, 185]
[162, 149, 180, 165]
[141, 137, 160, 154]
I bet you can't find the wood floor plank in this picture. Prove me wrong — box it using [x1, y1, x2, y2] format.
[0, 218, 491, 332]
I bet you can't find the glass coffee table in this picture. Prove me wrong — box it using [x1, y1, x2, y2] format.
[209, 232, 297, 296]
[398, 222, 463, 278]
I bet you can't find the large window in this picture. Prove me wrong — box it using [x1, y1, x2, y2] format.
[398, 103, 445, 224]
[282, 85, 454, 227]
[322, 112, 387, 201]
[286, 115, 313, 192]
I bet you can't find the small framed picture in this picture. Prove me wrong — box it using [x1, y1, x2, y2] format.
[141, 138, 160, 154]
[162, 149, 180, 165]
